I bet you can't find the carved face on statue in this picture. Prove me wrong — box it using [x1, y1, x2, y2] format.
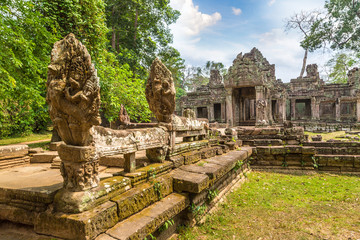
[46, 33, 101, 146]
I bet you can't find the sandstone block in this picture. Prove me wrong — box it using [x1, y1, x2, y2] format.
[58, 144, 95, 162]
[30, 151, 58, 163]
[0, 145, 28, 160]
[171, 169, 208, 193]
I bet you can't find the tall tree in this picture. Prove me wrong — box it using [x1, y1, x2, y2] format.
[285, 10, 321, 78]
[303, 0, 360, 52]
[0, 0, 57, 137]
[106, 0, 180, 71]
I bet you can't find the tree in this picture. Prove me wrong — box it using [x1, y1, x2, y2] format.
[285, 10, 321, 78]
[182, 61, 226, 92]
[0, 0, 57, 137]
[303, 0, 360, 52]
[325, 52, 360, 83]
[106, 0, 180, 72]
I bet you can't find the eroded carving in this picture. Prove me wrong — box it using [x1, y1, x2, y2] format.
[145, 58, 176, 123]
[46, 33, 101, 146]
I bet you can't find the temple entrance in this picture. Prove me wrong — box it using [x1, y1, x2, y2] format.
[295, 99, 311, 120]
[233, 87, 256, 125]
[197, 107, 208, 119]
[214, 103, 221, 122]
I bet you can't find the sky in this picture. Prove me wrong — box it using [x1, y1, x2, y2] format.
[169, 0, 329, 82]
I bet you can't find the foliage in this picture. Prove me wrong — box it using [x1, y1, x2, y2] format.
[182, 61, 226, 92]
[0, 0, 185, 137]
[206, 189, 219, 203]
[98, 51, 152, 122]
[304, 0, 360, 52]
[0, 132, 52, 146]
[325, 52, 360, 83]
[179, 172, 360, 239]
[159, 219, 175, 232]
[0, 0, 57, 137]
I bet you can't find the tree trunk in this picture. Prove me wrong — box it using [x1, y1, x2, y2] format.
[134, 8, 138, 47]
[111, 27, 116, 50]
[299, 49, 308, 78]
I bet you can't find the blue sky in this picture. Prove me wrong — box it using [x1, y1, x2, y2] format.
[169, 0, 329, 82]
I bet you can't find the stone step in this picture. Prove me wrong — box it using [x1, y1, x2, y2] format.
[316, 154, 360, 168]
[253, 139, 283, 146]
[0, 145, 28, 160]
[111, 174, 173, 221]
[171, 147, 252, 194]
[30, 151, 58, 163]
[50, 156, 61, 169]
[0, 156, 30, 169]
[103, 193, 188, 240]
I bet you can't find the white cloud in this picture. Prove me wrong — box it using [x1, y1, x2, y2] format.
[232, 7, 242, 16]
[268, 0, 276, 6]
[170, 0, 221, 37]
[169, 0, 224, 65]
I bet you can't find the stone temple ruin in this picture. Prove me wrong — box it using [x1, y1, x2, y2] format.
[178, 47, 360, 132]
[2, 35, 360, 240]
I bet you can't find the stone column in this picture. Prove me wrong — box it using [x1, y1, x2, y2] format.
[225, 88, 233, 126]
[221, 102, 226, 123]
[311, 97, 316, 120]
[291, 99, 296, 120]
[335, 98, 341, 121]
[209, 105, 214, 122]
[357, 98, 360, 122]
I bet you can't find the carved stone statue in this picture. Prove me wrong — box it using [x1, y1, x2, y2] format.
[145, 58, 176, 123]
[47, 33, 101, 146]
[256, 99, 268, 125]
[119, 104, 130, 125]
[183, 108, 196, 120]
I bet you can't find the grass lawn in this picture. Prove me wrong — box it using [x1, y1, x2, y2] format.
[305, 131, 346, 141]
[178, 171, 360, 240]
[0, 132, 52, 146]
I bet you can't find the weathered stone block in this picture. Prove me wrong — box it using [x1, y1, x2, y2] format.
[107, 193, 188, 240]
[316, 147, 333, 155]
[183, 151, 202, 165]
[58, 144, 95, 162]
[180, 163, 222, 180]
[30, 151, 58, 163]
[171, 169, 208, 193]
[169, 155, 185, 168]
[100, 154, 124, 167]
[0, 145, 28, 160]
[225, 142, 236, 150]
[256, 146, 271, 155]
[270, 146, 285, 155]
[112, 175, 173, 220]
[35, 201, 118, 240]
[200, 147, 217, 159]
[285, 146, 302, 154]
[302, 146, 316, 155]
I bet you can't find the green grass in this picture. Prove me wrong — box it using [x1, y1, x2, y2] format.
[178, 171, 360, 240]
[0, 132, 52, 146]
[305, 131, 346, 141]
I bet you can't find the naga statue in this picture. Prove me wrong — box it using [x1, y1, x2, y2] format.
[46, 33, 101, 146]
[145, 58, 176, 123]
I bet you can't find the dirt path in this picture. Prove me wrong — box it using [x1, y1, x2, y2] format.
[16, 139, 51, 145]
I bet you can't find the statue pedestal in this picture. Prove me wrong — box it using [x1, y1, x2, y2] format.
[54, 144, 102, 213]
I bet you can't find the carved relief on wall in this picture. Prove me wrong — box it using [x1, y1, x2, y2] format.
[145, 58, 176, 123]
[46, 33, 101, 146]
